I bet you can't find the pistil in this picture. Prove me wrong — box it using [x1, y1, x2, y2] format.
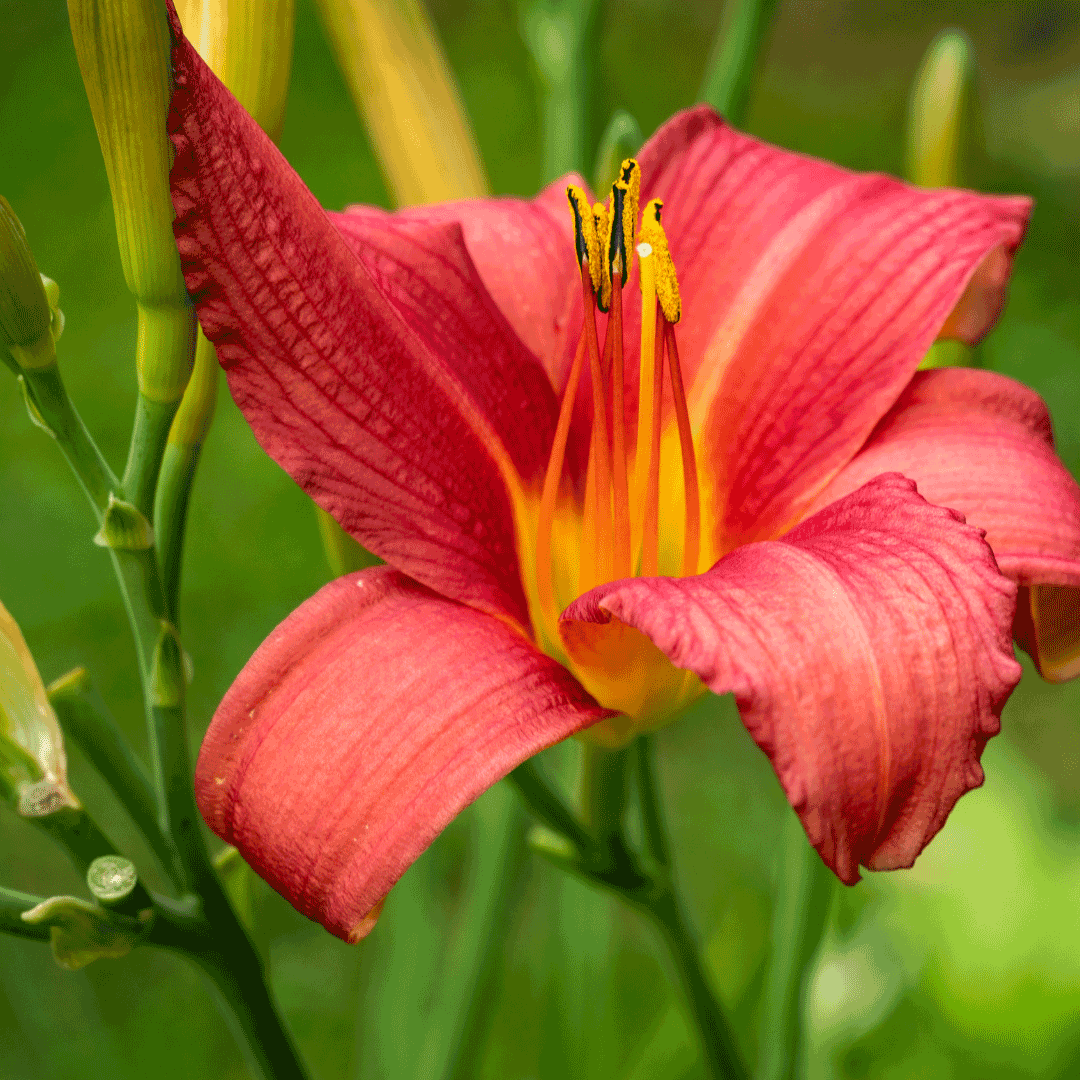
[665, 320, 700, 578]
[535, 327, 588, 624]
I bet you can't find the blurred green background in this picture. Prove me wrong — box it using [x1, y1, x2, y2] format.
[3, 1, 1080, 1077]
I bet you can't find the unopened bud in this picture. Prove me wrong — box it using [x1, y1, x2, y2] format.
[906, 30, 981, 190]
[0, 196, 55, 369]
[0, 600, 80, 817]
[174, 0, 295, 139]
[67, 0, 185, 309]
[592, 112, 643, 200]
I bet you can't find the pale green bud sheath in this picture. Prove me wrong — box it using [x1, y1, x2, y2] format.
[592, 111, 643, 197]
[0, 601, 147, 891]
[907, 30, 979, 370]
[0, 196, 56, 371]
[68, 0, 198, 516]
[0, 600, 79, 817]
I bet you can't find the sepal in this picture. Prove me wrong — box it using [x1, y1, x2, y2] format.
[150, 621, 185, 709]
[92, 493, 155, 552]
[18, 375, 56, 438]
[19, 894, 150, 970]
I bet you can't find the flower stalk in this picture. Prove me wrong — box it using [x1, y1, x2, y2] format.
[512, 739, 748, 1079]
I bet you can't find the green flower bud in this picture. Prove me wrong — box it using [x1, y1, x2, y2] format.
[20, 894, 147, 970]
[67, 0, 184, 307]
[0, 600, 80, 817]
[69, 0, 195, 404]
[174, 0, 295, 139]
[906, 30, 981, 190]
[592, 111, 643, 198]
[0, 196, 55, 370]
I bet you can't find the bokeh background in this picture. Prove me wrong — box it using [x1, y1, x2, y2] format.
[3, 1, 1080, 1076]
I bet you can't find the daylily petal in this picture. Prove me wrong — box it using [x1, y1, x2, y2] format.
[561, 474, 1021, 884]
[336, 176, 584, 391]
[327, 209, 561, 487]
[809, 368, 1080, 681]
[194, 566, 608, 942]
[167, 10, 549, 627]
[631, 105, 1030, 554]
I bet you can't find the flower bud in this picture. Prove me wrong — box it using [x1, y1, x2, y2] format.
[174, 0, 295, 139]
[68, 0, 186, 309]
[0, 600, 80, 817]
[312, 0, 488, 203]
[906, 30, 981, 190]
[592, 111, 643, 197]
[0, 196, 55, 369]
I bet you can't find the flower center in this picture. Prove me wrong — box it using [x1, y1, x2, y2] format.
[532, 160, 699, 649]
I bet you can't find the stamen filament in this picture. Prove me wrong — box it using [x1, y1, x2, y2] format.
[581, 260, 613, 584]
[535, 328, 588, 624]
[642, 302, 665, 577]
[665, 320, 699, 578]
[633, 242, 657, 563]
[608, 272, 631, 580]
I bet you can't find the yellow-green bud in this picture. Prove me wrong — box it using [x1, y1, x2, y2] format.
[174, 0, 295, 139]
[0, 600, 80, 817]
[592, 111, 643, 199]
[906, 30, 980, 190]
[68, 0, 186, 308]
[0, 196, 55, 369]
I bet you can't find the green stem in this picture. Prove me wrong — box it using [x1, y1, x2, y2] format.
[644, 886, 747, 1080]
[698, 0, 780, 127]
[0, 886, 49, 942]
[155, 330, 220, 623]
[151, 880, 307, 1080]
[46, 668, 179, 888]
[511, 742, 747, 1079]
[580, 742, 631, 844]
[635, 735, 671, 869]
[19, 365, 118, 513]
[440, 791, 529, 1080]
[121, 393, 178, 522]
[509, 758, 594, 855]
[16, 269, 303, 1080]
[30, 805, 153, 912]
[754, 811, 834, 1080]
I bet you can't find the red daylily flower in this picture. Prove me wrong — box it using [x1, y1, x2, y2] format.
[166, 10, 1080, 942]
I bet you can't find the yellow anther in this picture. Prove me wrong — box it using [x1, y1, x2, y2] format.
[593, 201, 612, 312]
[567, 186, 602, 296]
[615, 158, 640, 279]
[637, 198, 680, 324]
